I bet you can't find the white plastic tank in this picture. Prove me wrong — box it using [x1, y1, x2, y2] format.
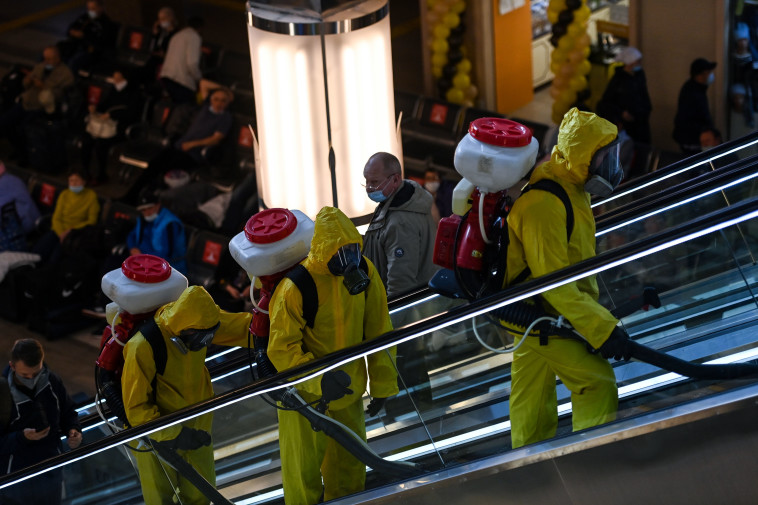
[101, 255, 188, 315]
[454, 117, 539, 194]
[229, 208, 315, 277]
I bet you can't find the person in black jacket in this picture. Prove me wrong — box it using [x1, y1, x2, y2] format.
[58, 0, 119, 75]
[597, 46, 652, 144]
[80, 68, 141, 185]
[0, 339, 82, 505]
[673, 58, 718, 155]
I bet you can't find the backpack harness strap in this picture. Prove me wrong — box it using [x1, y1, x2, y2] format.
[513, 179, 575, 345]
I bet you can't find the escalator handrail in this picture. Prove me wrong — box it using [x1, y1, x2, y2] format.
[594, 129, 758, 207]
[5, 196, 758, 490]
[596, 153, 758, 228]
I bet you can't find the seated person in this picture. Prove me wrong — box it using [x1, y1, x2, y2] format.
[32, 169, 99, 264]
[0, 46, 74, 161]
[127, 186, 187, 273]
[174, 86, 233, 165]
[150, 87, 234, 178]
[0, 160, 40, 251]
[80, 68, 141, 185]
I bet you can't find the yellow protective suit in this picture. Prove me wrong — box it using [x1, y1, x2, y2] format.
[268, 206, 398, 505]
[122, 285, 252, 505]
[505, 108, 621, 449]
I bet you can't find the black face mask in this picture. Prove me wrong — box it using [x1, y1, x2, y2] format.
[327, 243, 370, 295]
[171, 322, 220, 354]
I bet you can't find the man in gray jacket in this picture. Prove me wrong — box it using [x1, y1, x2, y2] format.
[362, 152, 438, 299]
[362, 152, 438, 413]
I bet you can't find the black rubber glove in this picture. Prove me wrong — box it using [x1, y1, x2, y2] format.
[597, 326, 632, 361]
[320, 370, 353, 404]
[169, 427, 212, 451]
[365, 397, 387, 417]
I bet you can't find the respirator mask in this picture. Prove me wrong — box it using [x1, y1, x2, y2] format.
[171, 322, 221, 354]
[584, 139, 623, 197]
[327, 243, 370, 295]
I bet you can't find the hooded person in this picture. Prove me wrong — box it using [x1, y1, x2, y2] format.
[504, 108, 631, 449]
[121, 285, 253, 505]
[267, 206, 398, 505]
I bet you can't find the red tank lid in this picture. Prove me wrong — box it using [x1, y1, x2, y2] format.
[122, 254, 172, 283]
[245, 208, 298, 244]
[469, 117, 532, 147]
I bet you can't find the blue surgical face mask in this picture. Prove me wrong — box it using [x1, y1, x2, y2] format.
[143, 212, 159, 222]
[368, 190, 388, 203]
[69, 185, 84, 193]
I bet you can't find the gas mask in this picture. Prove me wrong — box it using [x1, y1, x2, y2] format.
[584, 139, 623, 197]
[171, 322, 220, 354]
[327, 243, 370, 295]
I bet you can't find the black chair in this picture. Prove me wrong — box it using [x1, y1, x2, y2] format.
[185, 227, 231, 288]
[116, 25, 152, 69]
[401, 96, 464, 170]
[394, 89, 420, 127]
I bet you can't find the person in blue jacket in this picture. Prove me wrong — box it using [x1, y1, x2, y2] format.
[0, 338, 82, 505]
[127, 186, 187, 273]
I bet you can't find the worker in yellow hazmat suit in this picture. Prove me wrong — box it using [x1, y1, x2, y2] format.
[122, 285, 252, 505]
[505, 107, 632, 449]
[268, 206, 398, 505]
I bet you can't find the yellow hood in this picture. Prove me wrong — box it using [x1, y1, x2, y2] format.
[540, 107, 618, 186]
[306, 207, 363, 274]
[155, 285, 220, 335]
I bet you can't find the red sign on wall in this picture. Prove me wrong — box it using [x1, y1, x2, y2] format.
[202, 241, 222, 266]
[87, 85, 103, 105]
[429, 104, 449, 125]
[129, 31, 144, 51]
[39, 183, 56, 207]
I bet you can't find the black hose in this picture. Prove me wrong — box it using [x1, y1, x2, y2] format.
[279, 390, 426, 479]
[628, 341, 758, 380]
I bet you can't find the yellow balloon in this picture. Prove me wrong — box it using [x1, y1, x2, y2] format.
[567, 21, 585, 38]
[432, 37, 449, 53]
[443, 13, 461, 28]
[433, 23, 450, 39]
[464, 83, 478, 100]
[578, 59, 591, 75]
[558, 34, 575, 52]
[547, 9, 559, 25]
[427, 0, 435, 7]
[551, 48, 567, 63]
[457, 58, 472, 74]
[582, 46, 591, 59]
[574, 5, 591, 22]
[568, 75, 587, 91]
[446, 87, 465, 103]
[453, 72, 471, 89]
[550, 60, 561, 74]
[568, 48, 585, 64]
[432, 66, 443, 78]
[451, 1, 466, 14]
[432, 52, 448, 67]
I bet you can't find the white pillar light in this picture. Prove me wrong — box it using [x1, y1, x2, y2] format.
[247, 0, 401, 223]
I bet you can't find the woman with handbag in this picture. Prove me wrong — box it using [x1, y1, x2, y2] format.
[81, 69, 139, 185]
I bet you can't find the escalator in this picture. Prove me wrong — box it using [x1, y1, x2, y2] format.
[4, 159, 758, 503]
[10, 135, 758, 504]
